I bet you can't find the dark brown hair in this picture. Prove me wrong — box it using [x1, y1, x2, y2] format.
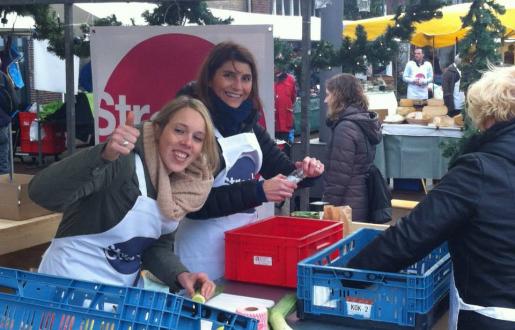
[326, 73, 368, 120]
[196, 41, 262, 111]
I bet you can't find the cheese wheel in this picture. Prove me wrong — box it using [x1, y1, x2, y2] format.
[397, 106, 416, 116]
[399, 99, 414, 107]
[422, 105, 448, 118]
[427, 98, 444, 106]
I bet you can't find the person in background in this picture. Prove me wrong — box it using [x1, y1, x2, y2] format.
[442, 55, 465, 117]
[347, 66, 515, 330]
[274, 65, 297, 157]
[174, 41, 324, 280]
[0, 59, 17, 175]
[29, 96, 218, 299]
[403, 48, 433, 100]
[504, 44, 514, 65]
[427, 49, 442, 86]
[321, 73, 381, 221]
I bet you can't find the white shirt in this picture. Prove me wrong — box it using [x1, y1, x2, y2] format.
[403, 60, 433, 100]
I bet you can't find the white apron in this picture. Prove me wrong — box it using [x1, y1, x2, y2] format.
[174, 130, 263, 280]
[448, 271, 515, 329]
[453, 66, 465, 111]
[39, 154, 179, 287]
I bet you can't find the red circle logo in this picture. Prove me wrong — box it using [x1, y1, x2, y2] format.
[98, 33, 214, 142]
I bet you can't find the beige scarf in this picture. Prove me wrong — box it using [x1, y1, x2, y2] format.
[142, 122, 214, 220]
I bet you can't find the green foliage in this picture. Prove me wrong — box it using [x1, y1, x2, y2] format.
[1, 1, 230, 59]
[274, 38, 296, 72]
[458, 0, 505, 91]
[142, 1, 232, 26]
[311, 40, 338, 72]
[441, 111, 478, 164]
[441, 0, 506, 162]
[385, 0, 444, 42]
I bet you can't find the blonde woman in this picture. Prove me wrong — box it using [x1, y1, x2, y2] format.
[347, 66, 515, 330]
[29, 96, 219, 299]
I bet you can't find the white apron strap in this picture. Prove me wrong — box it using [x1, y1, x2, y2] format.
[458, 297, 515, 322]
[134, 153, 147, 197]
[449, 270, 515, 330]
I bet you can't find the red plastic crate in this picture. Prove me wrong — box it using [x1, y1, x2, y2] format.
[19, 112, 66, 155]
[225, 216, 343, 288]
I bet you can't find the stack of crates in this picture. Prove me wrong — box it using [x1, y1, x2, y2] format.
[297, 228, 451, 329]
[18, 112, 66, 155]
[0, 267, 258, 330]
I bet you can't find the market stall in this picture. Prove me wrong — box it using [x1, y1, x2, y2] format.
[342, 0, 514, 48]
[292, 122, 461, 199]
[366, 90, 398, 117]
[375, 123, 462, 180]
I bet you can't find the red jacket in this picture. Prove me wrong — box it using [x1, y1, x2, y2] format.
[274, 73, 296, 133]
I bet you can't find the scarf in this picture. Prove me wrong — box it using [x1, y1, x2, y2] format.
[209, 89, 253, 136]
[142, 122, 214, 220]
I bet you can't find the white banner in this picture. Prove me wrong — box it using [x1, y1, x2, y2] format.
[33, 39, 79, 94]
[90, 25, 274, 143]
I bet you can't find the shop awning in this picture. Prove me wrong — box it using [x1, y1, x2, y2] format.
[342, 0, 514, 48]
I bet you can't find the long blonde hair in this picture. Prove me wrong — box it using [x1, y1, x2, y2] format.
[152, 96, 219, 173]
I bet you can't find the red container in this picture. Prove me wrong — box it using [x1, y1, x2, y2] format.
[225, 216, 343, 288]
[18, 112, 66, 155]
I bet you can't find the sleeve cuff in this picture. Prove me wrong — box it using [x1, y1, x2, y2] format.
[256, 180, 268, 203]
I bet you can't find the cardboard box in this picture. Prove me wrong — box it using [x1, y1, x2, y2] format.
[0, 174, 52, 220]
[349, 220, 389, 233]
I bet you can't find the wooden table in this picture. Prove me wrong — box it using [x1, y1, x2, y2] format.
[0, 213, 61, 255]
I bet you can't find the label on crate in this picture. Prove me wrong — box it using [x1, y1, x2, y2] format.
[253, 255, 272, 266]
[345, 297, 373, 318]
[313, 286, 337, 308]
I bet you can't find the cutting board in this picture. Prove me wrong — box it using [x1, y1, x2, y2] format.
[206, 293, 275, 312]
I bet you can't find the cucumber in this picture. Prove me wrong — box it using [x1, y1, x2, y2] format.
[268, 294, 297, 330]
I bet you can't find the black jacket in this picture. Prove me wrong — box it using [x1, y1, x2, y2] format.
[322, 105, 382, 221]
[347, 120, 515, 329]
[188, 107, 302, 219]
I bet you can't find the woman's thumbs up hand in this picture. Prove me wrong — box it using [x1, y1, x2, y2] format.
[102, 112, 141, 161]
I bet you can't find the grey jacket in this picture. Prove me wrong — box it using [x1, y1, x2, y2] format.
[28, 138, 188, 291]
[322, 105, 382, 221]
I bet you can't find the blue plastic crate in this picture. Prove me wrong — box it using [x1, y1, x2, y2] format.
[297, 228, 451, 329]
[0, 267, 257, 330]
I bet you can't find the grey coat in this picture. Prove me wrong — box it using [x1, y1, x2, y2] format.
[322, 105, 382, 221]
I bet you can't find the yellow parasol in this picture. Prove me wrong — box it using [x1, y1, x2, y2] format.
[342, 0, 515, 48]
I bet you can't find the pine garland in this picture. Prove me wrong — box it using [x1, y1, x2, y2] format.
[441, 0, 506, 162]
[1, 2, 231, 59]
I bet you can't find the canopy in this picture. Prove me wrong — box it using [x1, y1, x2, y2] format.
[342, 0, 515, 48]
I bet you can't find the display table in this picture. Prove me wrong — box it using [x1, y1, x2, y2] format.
[0, 213, 60, 255]
[365, 90, 398, 116]
[375, 124, 463, 180]
[292, 124, 463, 198]
[219, 279, 448, 330]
